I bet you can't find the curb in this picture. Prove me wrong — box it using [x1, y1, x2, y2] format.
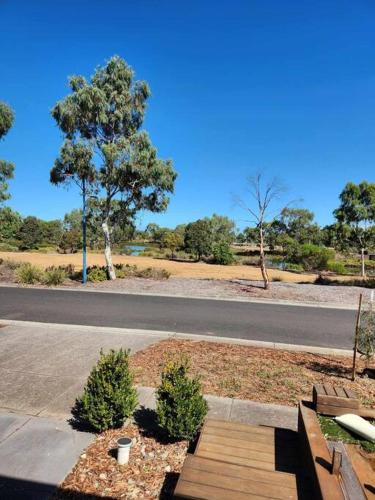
[0, 319, 353, 357]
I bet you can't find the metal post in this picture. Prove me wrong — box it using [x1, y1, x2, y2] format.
[82, 178, 87, 284]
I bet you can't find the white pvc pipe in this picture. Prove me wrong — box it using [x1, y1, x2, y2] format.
[117, 437, 132, 465]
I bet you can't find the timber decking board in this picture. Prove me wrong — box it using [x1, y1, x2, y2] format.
[180, 466, 298, 499]
[204, 419, 277, 435]
[324, 383, 336, 396]
[345, 444, 375, 500]
[298, 401, 345, 500]
[183, 455, 298, 488]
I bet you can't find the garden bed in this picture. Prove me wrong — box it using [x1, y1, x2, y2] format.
[130, 339, 375, 407]
[54, 423, 188, 499]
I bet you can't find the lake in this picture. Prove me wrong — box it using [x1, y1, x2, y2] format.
[123, 244, 146, 256]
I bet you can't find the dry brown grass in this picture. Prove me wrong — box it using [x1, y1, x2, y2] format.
[0, 251, 317, 282]
[130, 339, 375, 407]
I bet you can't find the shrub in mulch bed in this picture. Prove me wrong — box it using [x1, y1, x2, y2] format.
[130, 339, 375, 407]
[53, 424, 188, 499]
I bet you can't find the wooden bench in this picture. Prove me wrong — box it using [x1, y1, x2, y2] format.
[174, 402, 346, 499]
[313, 383, 375, 418]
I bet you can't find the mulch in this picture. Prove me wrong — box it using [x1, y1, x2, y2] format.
[54, 423, 188, 499]
[130, 339, 375, 407]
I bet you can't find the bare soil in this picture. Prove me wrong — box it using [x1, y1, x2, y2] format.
[130, 339, 375, 407]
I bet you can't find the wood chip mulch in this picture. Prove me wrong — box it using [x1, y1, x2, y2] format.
[54, 424, 188, 499]
[130, 339, 375, 407]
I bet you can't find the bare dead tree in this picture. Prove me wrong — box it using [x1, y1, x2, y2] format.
[235, 173, 287, 290]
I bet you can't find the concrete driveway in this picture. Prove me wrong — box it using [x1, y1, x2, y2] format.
[0, 322, 164, 418]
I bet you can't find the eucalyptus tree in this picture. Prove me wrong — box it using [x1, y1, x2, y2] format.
[51, 56, 176, 279]
[0, 101, 15, 203]
[334, 181, 375, 277]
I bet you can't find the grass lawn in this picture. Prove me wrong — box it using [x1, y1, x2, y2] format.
[130, 339, 375, 407]
[319, 415, 375, 453]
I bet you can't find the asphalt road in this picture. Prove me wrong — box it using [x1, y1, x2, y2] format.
[0, 287, 356, 349]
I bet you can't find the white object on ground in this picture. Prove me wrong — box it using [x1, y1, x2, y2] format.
[335, 414, 375, 443]
[117, 437, 133, 465]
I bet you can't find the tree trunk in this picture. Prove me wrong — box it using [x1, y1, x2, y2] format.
[259, 226, 270, 289]
[361, 248, 366, 278]
[102, 221, 116, 280]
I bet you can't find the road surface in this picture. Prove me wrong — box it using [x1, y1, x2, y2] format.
[0, 287, 356, 349]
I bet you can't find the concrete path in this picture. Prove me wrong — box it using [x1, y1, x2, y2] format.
[0, 322, 164, 417]
[0, 411, 92, 499]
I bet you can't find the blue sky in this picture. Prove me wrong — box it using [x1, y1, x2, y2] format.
[1, 0, 374, 230]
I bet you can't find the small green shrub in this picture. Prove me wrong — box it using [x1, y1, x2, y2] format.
[0, 242, 19, 251]
[326, 260, 346, 274]
[87, 266, 108, 282]
[16, 263, 43, 284]
[212, 243, 235, 265]
[156, 355, 208, 441]
[43, 266, 67, 286]
[284, 263, 304, 272]
[76, 349, 138, 432]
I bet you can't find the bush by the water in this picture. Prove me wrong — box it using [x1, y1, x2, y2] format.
[76, 349, 138, 432]
[326, 260, 346, 275]
[156, 355, 208, 441]
[212, 243, 235, 265]
[286, 243, 334, 271]
[16, 263, 43, 284]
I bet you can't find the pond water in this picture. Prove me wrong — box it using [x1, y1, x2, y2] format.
[123, 244, 146, 256]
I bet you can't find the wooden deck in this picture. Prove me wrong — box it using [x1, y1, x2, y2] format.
[174, 402, 348, 499]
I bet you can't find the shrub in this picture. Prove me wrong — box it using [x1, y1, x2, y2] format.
[136, 267, 171, 280]
[286, 243, 334, 271]
[76, 349, 138, 432]
[284, 263, 304, 272]
[326, 260, 346, 275]
[16, 263, 43, 284]
[0, 242, 19, 251]
[156, 355, 208, 441]
[2, 259, 22, 270]
[212, 243, 235, 265]
[87, 266, 108, 282]
[43, 266, 67, 286]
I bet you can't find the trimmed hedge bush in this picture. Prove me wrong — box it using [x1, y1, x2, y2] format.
[76, 349, 138, 432]
[156, 355, 208, 441]
[87, 266, 108, 282]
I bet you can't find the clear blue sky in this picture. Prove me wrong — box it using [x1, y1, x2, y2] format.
[1, 0, 374, 230]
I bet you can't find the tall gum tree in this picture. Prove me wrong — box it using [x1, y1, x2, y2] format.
[0, 101, 15, 204]
[51, 56, 176, 279]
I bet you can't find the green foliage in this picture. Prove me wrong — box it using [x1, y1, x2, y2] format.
[87, 266, 108, 282]
[205, 214, 236, 245]
[17, 216, 43, 250]
[0, 101, 15, 204]
[59, 228, 82, 253]
[357, 308, 375, 363]
[156, 355, 208, 441]
[161, 231, 184, 258]
[16, 263, 43, 284]
[284, 262, 304, 272]
[0, 207, 22, 241]
[286, 242, 334, 271]
[319, 415, 375, 453]
[212, 242, 235, 265]
[136, 267, 171, 279]
[184, 219, 213, 260]
[51, 56, 176, 278]
[77, 349, 138, 432]
[43, 266, 67, 286]
[326, 260, 346, 274]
